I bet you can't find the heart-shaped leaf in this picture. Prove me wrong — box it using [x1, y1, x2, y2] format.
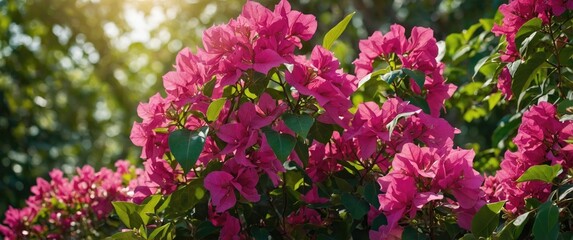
[168, 127, 209, 173]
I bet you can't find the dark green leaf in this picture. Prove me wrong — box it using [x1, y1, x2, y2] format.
[406, 96, 431, 115]
[518, 32, 542, 57]
[196, 221, 218, 239]
[517, 164, 562, 183]
[309, 121, 334, 144]
[515, 18, 542, 47]
[294, 140, 309, 167]
[168, 179, 206, 216]
[263, 127, 296, 162]
[248, 72, 270, 97]
[168, 126, 209, 173]
[251, 228, 270, 240]
[498, 211, 530, 240]
[402, 226, 428, 240]
[112, 202, 144, 229]
[323, 12, 356, 50]
[206, 98, 226, 122]
[202, 77, 217, 97]
[364, 181, 381, 209]
[371, 214, 387, 230]
[471, 201, 505, 238]
[510, 52, 549, 100]
[283, 113, 314, 139]
[533, 201, 559, 240]
[341, 193, 369, 220]
[492, 114, 522, 148]
[403, 69, 426, 91]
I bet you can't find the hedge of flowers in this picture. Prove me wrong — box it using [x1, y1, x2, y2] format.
[3, 0, 573, 239]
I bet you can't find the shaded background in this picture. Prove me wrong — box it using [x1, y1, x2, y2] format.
[0, 0, 502, 217]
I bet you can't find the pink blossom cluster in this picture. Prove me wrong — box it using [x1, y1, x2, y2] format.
[484, 102, 573, 213]
[493, 0, 573, 62]
[0, 161, 140, 240]
[492, 0, 573, 99]
[354, 24, 457, 116]
[368, 141, 484, 239]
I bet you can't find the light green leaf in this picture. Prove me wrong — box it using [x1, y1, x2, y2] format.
[517, 164, 562, 183]
[322, 12, 356, 50]
[112, 201, 143, 229]
[168, 126, 209, 174]
[282, 113, 314, 139]
[263, 127, 296, 162]
[471, 201, 506, 238]
[206, 98, 226, 122]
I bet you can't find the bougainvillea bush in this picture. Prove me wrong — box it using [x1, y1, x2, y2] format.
[3, 0, 573, 239]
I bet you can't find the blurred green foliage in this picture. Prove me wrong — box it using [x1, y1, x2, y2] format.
[0, 0, 500, 218]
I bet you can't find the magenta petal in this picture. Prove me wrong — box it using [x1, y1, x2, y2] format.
[253, 49, 286, 74]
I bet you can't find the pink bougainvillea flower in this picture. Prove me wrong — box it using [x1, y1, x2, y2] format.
[301, 185, 329, 204]
[204, 160, 260, 212]
[205, 171, 237, 213]
[497, 66, 513, 100]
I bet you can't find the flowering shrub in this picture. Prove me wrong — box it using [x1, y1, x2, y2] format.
[3, 0, 573, 239]
[0, 161, 140, 239]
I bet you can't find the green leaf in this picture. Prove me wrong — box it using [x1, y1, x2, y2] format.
[322, 12, 355, 50]
[386, 110, 421, 138]
[109, 231, 141, 240]
[498, 211, 530, 240]
[381, 69, 403, 84]
[202, 77, 217, 97]
[112, 202, 144, 229]
[364, 182, 380, 209]
[492, 114, 522, 148]
[341, 193, 369, 220]
[371, 214, 387, 230]
[403, 69, 426, 91]
[510, 52, 549, 99]
[557, 100, 573, 115]
[196, 221, 218, 239]
[518, 31, 542, 57]
[139, 195, 162, 225]
[168, 126, 209, 173]
[459, 234, 477, 240]
[167, 179, 206, 216]
[402, 226, 428, 240]
[247, 72, 270, 97]
[206, 98, 226, 122]
[406, 96, 431, 115]
[471, 201, 506, 238]
[517, 164, 562, 183]
[251, 228, 270, 240]
[533, 201, 559, 240]
[148, 223, 172, 240]
[263, 127, 296, 162]
[309, 121, 334, 144]
[294, 140, 309, 167]
[283, 113, 314, 139]
[515, 18, 542, 47]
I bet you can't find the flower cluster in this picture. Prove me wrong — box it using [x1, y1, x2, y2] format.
[0, 161, 140, 240]
[371, 144, 484, 238]
[484, 102, 573, 213]
[354, 24, 456, 116]
[492, 0, 573, 99]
